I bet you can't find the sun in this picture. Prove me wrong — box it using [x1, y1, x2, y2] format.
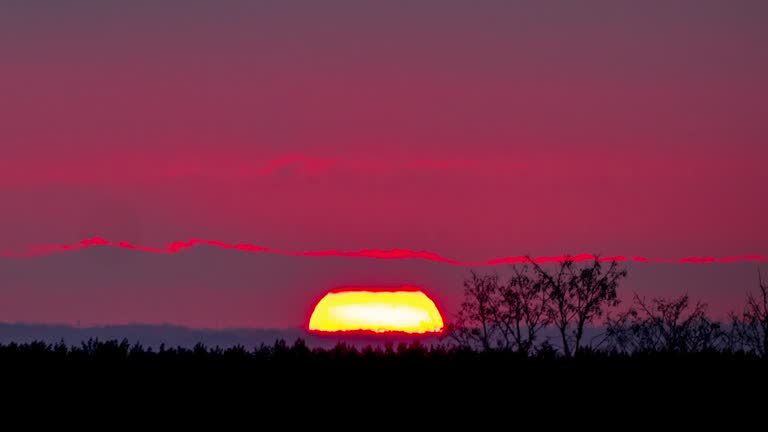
[308, 288, 444, 334]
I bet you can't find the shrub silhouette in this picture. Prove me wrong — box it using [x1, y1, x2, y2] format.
[730, 271, 768, 357]
[603, 293, 723, 353]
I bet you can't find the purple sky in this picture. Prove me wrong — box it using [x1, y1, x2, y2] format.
[1, 1, 766, 328]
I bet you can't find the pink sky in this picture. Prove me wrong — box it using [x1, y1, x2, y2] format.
[0, 1, 766, 327]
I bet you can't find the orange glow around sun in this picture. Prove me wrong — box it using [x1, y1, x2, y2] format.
[308, 289, 444, 334]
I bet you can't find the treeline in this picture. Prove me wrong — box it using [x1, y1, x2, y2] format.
[4, 337, 766, 405]
[446, 257, 768, 357]
[1, 336, 766, 365]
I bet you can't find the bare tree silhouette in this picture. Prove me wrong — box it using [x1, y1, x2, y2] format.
[730, 270, 768, 357]
[445, 271, 501, 351]
[445, 267, 551, 354]
[497, 265, 550, 355]
[447, 257, 625, 356]
[528, 257, 627, 357]
[604, 293, 723, 353]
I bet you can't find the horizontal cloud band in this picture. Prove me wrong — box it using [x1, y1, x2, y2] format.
[1, 238, 765, 266]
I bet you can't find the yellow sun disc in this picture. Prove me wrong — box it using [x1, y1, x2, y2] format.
[308, 289, 444, 334]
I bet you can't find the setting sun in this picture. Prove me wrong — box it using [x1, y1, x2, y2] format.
[308, 289, 444, 334]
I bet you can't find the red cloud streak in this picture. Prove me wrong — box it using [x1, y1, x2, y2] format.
[0, 238, 765, 265]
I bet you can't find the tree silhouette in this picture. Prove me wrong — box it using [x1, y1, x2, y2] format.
[528, 256, 627, 357]
[730, 270, 768, 357]
[445, 271, 502, 351]
[497, 265, 550, 355]
[604, 293, 723, 353]
[445, 267, 550, 354]
[446, 258, 625, 356]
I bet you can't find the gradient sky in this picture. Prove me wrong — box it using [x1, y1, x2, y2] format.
[1, 1, 766, 328]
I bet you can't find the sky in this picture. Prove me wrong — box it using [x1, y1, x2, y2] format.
[1, 0, 766, 328]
